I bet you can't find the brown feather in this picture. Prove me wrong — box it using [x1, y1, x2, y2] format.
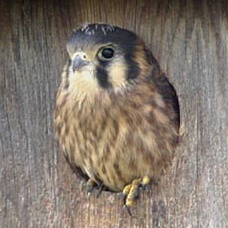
[54, 25, 179, 192]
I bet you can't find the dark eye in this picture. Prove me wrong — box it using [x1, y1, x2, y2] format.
[98, 47, 114, 60]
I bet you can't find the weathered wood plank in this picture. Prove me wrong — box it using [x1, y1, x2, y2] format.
[0, 0, 227, 227]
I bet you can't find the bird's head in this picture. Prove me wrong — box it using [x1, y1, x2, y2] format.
[65, 24, 154, 97]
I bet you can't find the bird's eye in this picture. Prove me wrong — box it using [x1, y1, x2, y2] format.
[98, 47, 114, 60]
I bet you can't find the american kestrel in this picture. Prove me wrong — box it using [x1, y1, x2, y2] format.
[54, 24, 179, 208]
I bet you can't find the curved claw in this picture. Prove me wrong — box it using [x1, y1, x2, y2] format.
[82, 179, 96, 197]
[124, 204, 133, 217]
[82, 179, 105, 198]
[96, 184, 105, 198]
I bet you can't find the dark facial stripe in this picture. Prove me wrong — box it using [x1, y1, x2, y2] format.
[63, 59, 71, 89]
[96, 65, 111, 89]
[66, 59, 71, 78]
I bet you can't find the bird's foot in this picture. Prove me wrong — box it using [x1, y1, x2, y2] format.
[122, 176, 150, 216]
[82, 179, 104, 197]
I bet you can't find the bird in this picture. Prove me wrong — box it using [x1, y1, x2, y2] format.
[54, 23, 179, 208]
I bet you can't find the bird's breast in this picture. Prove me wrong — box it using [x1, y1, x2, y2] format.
[55, 87, 178, 191]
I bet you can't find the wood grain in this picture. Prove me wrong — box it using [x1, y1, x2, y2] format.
[0, 0, 227, 227]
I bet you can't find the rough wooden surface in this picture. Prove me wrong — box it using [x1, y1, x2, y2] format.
[0, 0, 227, 227]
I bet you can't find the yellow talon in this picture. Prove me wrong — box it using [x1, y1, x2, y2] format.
[142, 176, 150, 186]
[125, 185, 139, 206]
[123, 177, 150, 208]
[123, 184, 132, 195]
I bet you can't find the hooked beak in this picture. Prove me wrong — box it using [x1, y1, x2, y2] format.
[72, 53, 89, 72]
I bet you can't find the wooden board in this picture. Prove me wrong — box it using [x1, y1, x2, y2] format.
[0, 0, 227, 227]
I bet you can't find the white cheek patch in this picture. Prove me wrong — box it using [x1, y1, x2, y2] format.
[75, 69, 94, 81]
[107, 58, 127, 88]
[68, 64, 99, 95]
